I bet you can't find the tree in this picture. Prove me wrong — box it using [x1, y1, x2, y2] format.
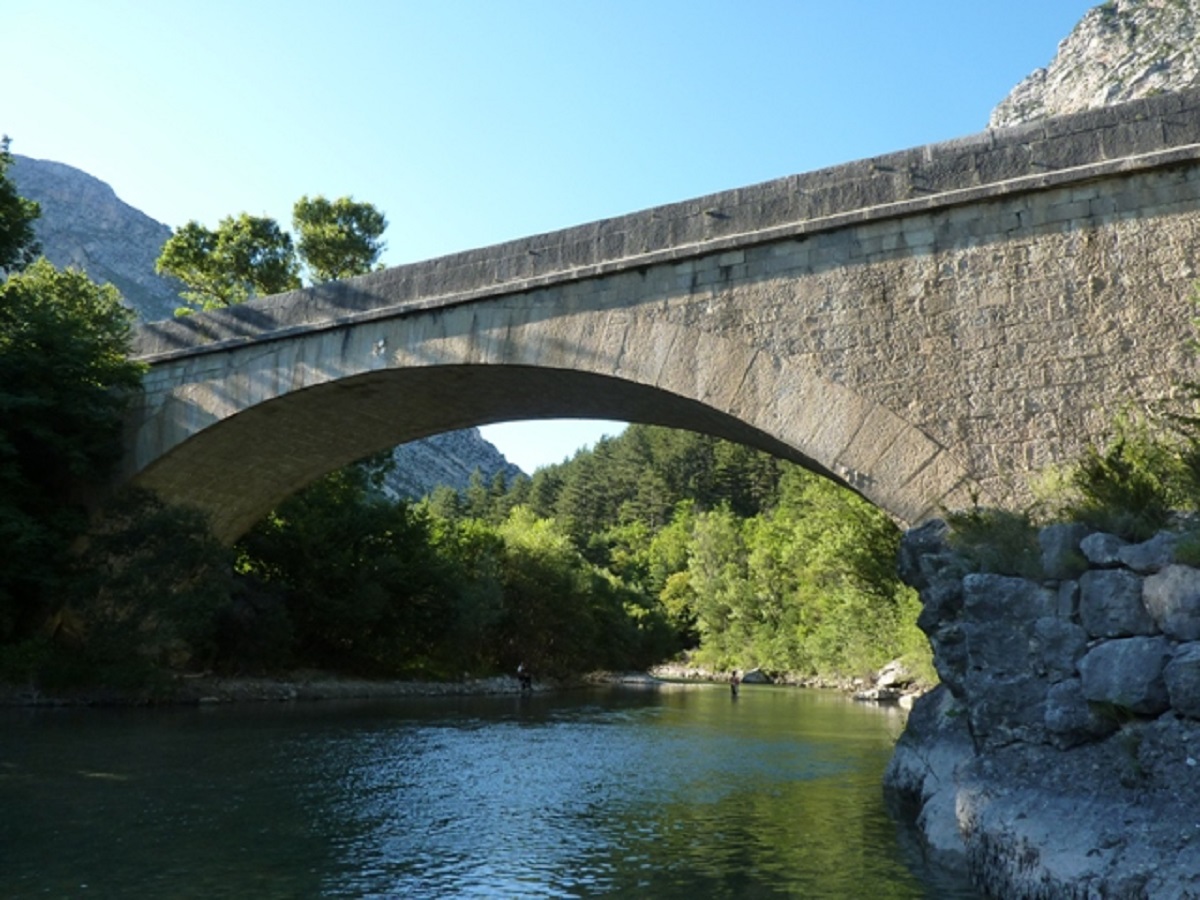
[0, 136, 40, 275]
[0, 260, 145, 641]
[156, 214, 301, 312]
[292, 195, 387, 282]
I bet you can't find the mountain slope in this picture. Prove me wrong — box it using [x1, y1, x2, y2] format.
[990, 0, 1200, 128]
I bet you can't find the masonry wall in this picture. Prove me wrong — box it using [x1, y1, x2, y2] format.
[127, 89, 1200, 538]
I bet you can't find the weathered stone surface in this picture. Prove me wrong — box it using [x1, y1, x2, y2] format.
[883, 686, 976, 865]
[1039, 522, 1090, 581]
[1164, 642, 1200, 719]
[1118, 531, 1180, 574]
[1044, 677, 1119, 748]
[1143, 564, 1200, 641]
[1080, 532, 1126, 568]
[962, 574, 1055, 623]
[965, 672, 1049, 749]
[991, 0, 1200, 128]
[1031, 617, 1088, 683]
[1056, 580, 1079, 621]
[1079, 636, 1172, 715]
[1078, 568, 1155, 638]
[915, 579, 962, 635]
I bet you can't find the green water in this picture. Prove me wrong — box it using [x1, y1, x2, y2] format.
[0, 684, 973, 898]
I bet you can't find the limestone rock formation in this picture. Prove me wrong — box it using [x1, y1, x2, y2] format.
[990, 0, 1200, 128]
[10, 154, 524, 496]
[385, 430, 523, 501]
[887, 521, 1200, 896]
[10, 155, 185, 322]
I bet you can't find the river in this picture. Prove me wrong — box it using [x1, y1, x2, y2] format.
[0, 684, 975, 898]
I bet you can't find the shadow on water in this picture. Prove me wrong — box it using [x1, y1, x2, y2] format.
[0, 685, 977, 898]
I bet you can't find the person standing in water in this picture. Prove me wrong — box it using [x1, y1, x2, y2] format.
[730, 670, 740, 698]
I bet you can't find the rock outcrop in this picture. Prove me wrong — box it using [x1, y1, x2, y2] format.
[991, 0, 1200, 128]
[887, 519, 1200, 896]
[10, 155, 185, 322]
[386, 429, 523, 500]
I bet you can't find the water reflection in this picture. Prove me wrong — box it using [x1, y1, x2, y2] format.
[0, 687, 973, 898]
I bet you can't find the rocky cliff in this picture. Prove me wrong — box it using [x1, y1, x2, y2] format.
[11, 155, 185, 321]
[10, 155, 524, 496]
[887, 521, 1200, 896]
[991, 0, 1200, 128]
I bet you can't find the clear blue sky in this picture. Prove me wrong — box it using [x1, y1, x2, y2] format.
[6, 0, 1096, 472]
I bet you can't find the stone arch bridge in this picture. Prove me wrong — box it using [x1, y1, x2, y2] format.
[126, 89, 1200, 543]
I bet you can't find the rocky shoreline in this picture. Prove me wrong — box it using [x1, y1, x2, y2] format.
[887, 519, 1200, 898]
[0, 659, 926, 708]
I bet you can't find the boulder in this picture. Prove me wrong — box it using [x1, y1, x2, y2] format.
[1031, 617, 1088, 682]
[963, 574, 1055, 624]
[1164, 642, 1200, 720]
[1039, 522, 1090, 580]
[740, 668, 771, 684]
[964, 671, 1049, 749]
[1078, 568, 1155, 638]
[1044, 676, 1119, 747]
[1079, 636, 1172, 715]
[1080, 531, 1127, 567]
[1118, 531, 1180, 574]
[1142, 564, 1200, 641]
[876, 658, 914, 689]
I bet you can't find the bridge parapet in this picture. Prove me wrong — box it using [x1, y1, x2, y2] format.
[132, 88, 1200, 363]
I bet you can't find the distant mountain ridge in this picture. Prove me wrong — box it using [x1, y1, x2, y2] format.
[9, 155, 524, 496]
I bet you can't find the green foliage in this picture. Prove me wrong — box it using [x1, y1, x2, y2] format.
[0, 260, 144, 643]
[157, 195, 388, 314]
[945, 505, 1043, 578]
[1048, 412, 1192, 541]
[156, 215, 302, 312]
[68, 488, 233, 679]
[292, 195, 387, 282]
[0, 136, 40, 275]
[236, 462, 455, 676]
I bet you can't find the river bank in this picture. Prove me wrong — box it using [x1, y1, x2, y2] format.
[0, 659, 927, 708]
[0, 670, 567, 707]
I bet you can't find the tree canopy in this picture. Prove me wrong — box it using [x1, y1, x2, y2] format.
[0, 137, 40, 275]
[156, 214, 302, 312]
[157, 195, 388, 314]
[293, 194, 387, 282]
[0, 259, 145, 642]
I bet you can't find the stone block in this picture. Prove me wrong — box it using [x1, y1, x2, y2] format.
[1118, 531, 1180, 574]
[1039, 522, 1090, 580]
[965, 671, 1049, 749]
[1143, 564, 1200, 641]
[1079, 568, 1155, 638]
[1031, 617, 1088, 682]
[1044, 677, 1119, 748]
[963, 573, 1055, 624]
[1164, 643, 1200, 720]
[1079, 636, 1172, 716]
[1080, 532, 1126, 567]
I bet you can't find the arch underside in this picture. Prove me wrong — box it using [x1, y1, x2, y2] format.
[129, 357, 977, 543]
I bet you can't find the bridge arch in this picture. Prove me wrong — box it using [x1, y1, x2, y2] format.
[126, 311, 973, 542]
[126, 89, 1200, 541]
